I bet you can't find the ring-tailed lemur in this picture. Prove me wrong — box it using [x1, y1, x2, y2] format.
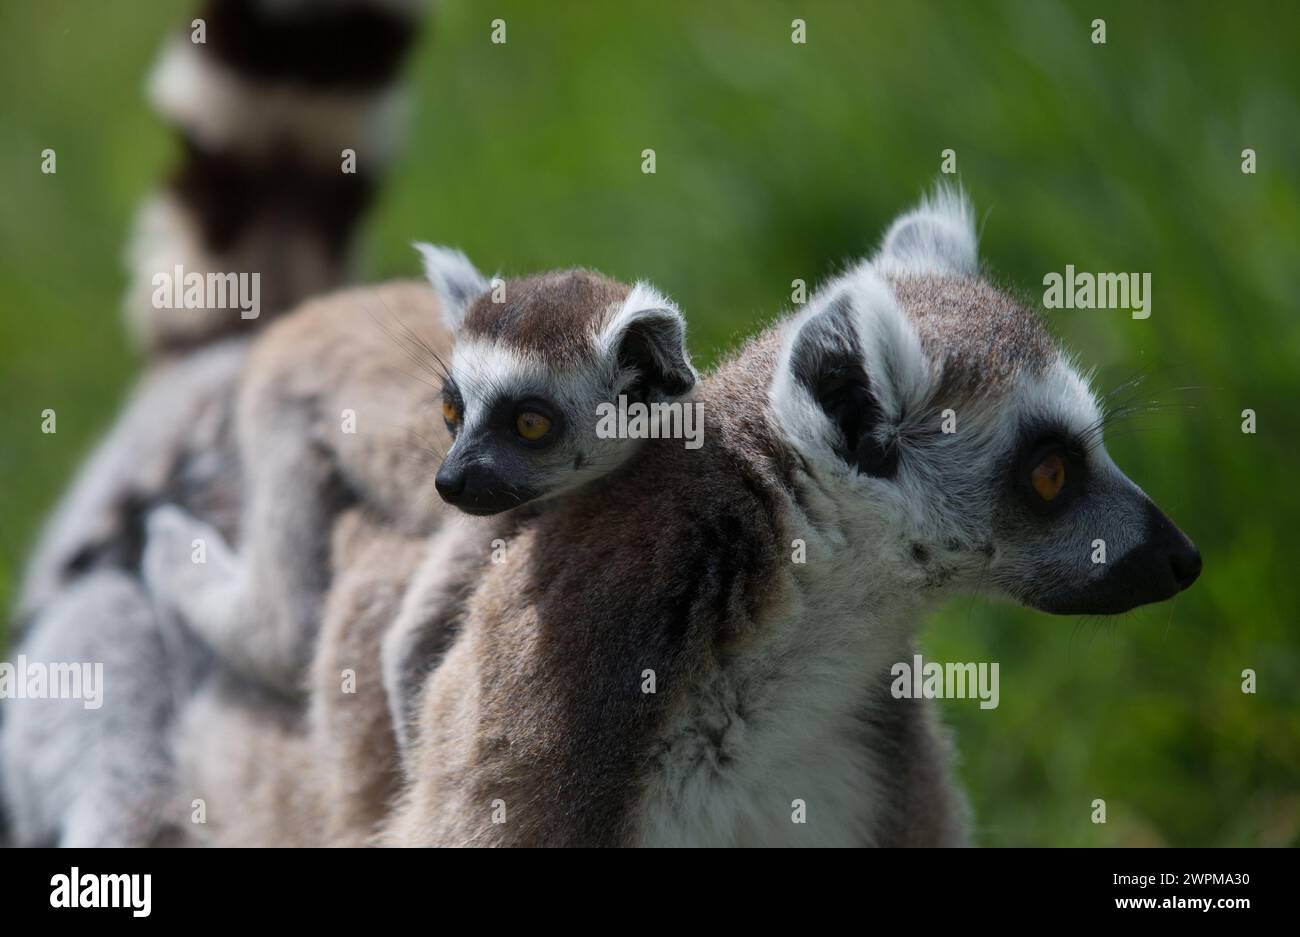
[141, 251, 697, 698]
[1, 0, 426, 847]
[376, 187, 1200, 846]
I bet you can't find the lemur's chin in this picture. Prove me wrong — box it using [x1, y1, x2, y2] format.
[442, 488, 539, 516]
[1030, 583, 1184, 617]
[456, 499, 535, 517]
[1029, 500, 1202, 616]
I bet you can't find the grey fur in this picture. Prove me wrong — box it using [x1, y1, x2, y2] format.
[380, 513, 515, 752]
[3, 345, 242, 847]
[142, 281, 454, 695]
[2, 571, 191, 846]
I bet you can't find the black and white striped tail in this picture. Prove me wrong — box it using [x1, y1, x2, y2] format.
[124, 0, 426, 354]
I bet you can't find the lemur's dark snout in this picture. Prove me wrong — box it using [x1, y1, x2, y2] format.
[1169, 540, 1202, 592]
[1030, 499, 1201, 616]
[434, 465, 465, 500]
[1142, 499, 1201, 599]
[1082, 500, 1200, 613]
[436, 458, 534, 516]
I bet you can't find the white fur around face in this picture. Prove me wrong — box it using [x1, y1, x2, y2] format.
[450, 337, 596, 428]
[1015, 354, 1102, 438]
[447, 335, 640, 497]
[453, 338, 531, 411]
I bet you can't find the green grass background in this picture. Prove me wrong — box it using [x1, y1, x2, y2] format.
[1, 0, 1297, 845]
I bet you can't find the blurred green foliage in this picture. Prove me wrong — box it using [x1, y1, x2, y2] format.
[1, 0, 1297, 846]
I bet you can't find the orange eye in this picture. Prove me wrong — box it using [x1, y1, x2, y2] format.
[515, 411, 552, 441]
[441, 398, 460, 425]
[1030, 453, 1066, 501]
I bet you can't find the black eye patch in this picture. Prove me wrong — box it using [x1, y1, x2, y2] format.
[1007, 426, 1089, 517]
[441, 380, 465, 434]
[477, 393, 566, 450]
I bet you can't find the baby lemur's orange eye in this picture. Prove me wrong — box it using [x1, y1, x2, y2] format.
[515, 411, 552, 441]
[441, 399, 460, 425]
[1030, 453, 1066, 501]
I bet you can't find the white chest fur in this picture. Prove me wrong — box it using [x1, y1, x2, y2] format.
[635, 538, 921, 847]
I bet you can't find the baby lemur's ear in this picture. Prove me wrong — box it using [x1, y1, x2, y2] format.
[598, 283, 697, 401]
[873, 183, 978, 278]
[414, 243, 489, 331]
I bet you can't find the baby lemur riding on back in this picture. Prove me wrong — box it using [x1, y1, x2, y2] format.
[143, 246, 697, 693]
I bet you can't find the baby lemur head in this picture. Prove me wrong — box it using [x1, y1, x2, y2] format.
[768, 186, 1201, 616]
[417, 244, 696, 515]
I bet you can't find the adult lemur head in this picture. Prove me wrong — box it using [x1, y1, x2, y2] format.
[416, 244, 697, 515]
[769, 185, 1200, 614]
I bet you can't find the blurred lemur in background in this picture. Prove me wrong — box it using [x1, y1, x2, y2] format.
[1, 0, 429, 847]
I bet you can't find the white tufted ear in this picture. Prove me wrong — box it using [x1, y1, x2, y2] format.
[769, 265, 929, 474]
[413, 243, 489, 331]
[874, 183, 978, 278]
[597, 283, 697, 400]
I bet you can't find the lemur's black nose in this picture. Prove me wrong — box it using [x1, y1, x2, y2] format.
[435, 466, 465, 501]
[1169, 543, 1202, 591]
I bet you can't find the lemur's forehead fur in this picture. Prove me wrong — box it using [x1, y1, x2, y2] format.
[461, 270, 630, 367]
[888, 273, 1055, 400]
